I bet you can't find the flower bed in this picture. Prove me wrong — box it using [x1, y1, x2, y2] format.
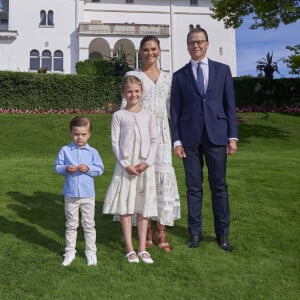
[0, 108, 110, 114]
[0, 107, 299, 114]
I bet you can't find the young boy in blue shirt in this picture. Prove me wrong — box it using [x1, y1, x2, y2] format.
[54, 116, 104, 266]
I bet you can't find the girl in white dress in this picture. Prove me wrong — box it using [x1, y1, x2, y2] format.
[103, 75, 159, 264]
[120, 36, 181, 252]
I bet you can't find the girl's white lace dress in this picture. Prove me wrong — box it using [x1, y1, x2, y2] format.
[121, 69, 181, 226]
[103, 122, 158, 218]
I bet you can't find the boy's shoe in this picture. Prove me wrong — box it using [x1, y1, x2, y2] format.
[62, 253, 75, 266]
[86, 254, 97, 266]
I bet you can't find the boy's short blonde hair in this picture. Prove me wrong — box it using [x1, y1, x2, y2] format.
[70, 116, 91, 131]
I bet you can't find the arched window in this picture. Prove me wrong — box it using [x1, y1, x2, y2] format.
[40, 10, 46, 26]
[30, 50, 40, 70]
[39, 10, 54, 26]
[42, 50, 52, 71]
[89, 52, 103, 60]
[196, 24, 201, 29]
[189, 24, 194, 31]
[48, 10, 54, 26]
[53, 50, 64, 71]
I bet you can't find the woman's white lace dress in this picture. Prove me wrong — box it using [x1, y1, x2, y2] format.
[121, 69, 181, 226]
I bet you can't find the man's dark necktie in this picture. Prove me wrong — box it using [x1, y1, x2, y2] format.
[197, 62, 204, 96]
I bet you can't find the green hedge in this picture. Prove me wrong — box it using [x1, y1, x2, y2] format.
[76, 59, 115, 76]
[76, 59, 132, 77]
[0, 71, 299, 110]
[233, 77, 300, 107]
[0, 71, 122, 110]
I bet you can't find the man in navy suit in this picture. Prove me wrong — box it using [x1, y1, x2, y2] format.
[170, 28, 238, 251]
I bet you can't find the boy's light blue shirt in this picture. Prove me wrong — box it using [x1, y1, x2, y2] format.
[54, 142, 104, 197]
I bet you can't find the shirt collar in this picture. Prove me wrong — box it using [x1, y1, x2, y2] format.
[69, 141, 90, 150]
[191, 57, 208, 67]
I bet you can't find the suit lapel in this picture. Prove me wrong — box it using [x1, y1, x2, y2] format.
[207, 59, 216, 94]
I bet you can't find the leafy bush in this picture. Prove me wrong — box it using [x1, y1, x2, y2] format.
[76, 58, 132, 77]
[0, 71, 122, 110]
[76, 59, 115, 76]
[0, 71, 299, 111]
[233, 77, 300, 107]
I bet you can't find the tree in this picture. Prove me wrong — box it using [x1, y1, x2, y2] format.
[211, 0, 300, 29]
[256, 51, 282, 78]
[283, 44, 300, 75]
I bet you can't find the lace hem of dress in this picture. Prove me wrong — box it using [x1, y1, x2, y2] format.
[153, 170, 181, 226]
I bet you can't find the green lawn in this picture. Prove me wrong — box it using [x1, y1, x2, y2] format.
[0, 113, 299, 299]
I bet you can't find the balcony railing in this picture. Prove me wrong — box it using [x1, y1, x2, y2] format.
[78, 22, 169, 36]
[0, 30, 18, 39]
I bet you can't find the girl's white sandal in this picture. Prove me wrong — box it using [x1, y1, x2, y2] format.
[138, 251, 154, 264]
[125, 251, 139, 263]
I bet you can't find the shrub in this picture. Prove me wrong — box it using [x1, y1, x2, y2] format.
[0, 71, 122, 110]
[0, 71, 299, 112]
[76, 58, 132, 77]
[233, 77, 300, 108]
[76, 59, 115, 76]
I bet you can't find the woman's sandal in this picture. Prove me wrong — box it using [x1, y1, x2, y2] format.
[125, 251, 139, 263]
[138, 251, 154, 264]
[155, 229, 171, 252]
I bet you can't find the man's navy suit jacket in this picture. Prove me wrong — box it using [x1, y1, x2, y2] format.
[170, 59, 238, 147]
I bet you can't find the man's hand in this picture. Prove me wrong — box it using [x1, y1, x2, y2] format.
[174, 145, 186, 158]
[227, 140, 237, 155]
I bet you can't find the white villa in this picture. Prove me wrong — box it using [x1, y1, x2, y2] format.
[0, 0, 237, 75]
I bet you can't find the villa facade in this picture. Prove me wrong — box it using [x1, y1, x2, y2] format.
[0, 0, 237, 75]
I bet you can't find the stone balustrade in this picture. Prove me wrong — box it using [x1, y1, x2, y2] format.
[79, 22, 169, 36]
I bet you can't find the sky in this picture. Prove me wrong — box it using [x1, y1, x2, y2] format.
[235, 16, 300, 78]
